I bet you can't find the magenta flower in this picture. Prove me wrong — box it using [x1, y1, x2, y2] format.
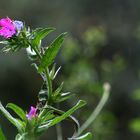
[0, 17, 16, 38]
[26, 106, 37, 120]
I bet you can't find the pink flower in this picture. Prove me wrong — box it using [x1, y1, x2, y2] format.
[26, 106, 37, 120]
[0, 17, 16, 38]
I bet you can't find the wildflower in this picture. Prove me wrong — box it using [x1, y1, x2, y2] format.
[0, 17, 16, 38]
[26, 106, 37, 120]
[13, 20, 23, 35]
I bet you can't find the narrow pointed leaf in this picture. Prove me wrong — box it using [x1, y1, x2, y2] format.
[53, 66, 61, 79]
[49, 64, 56, 79]
[0, 102, 23, 131]
[56, 93, 74, 103]
[54, 82, 64, 96]
[48, 100, 86, 127]
[7, 103, 26, 121]
[38, 32, 67, 72]
[38, 100, 86, 132]
[32, 27, 55, 47]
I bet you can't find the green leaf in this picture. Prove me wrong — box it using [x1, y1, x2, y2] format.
[38, 32, 67, 72]
[38, 100, 86, 132]
[40, 110, 54, 123]
[48, 100, 86, 127]
[53, 66, 61, 79]
[49, 64, 61, 80]
[55, 92, 74, 103]
[49, 63, 56, 79]
[6, 103, 26, 121]
[32, 27, 55, 47]
[0, 127, 6, 140]
[53, 82, 64, 96]
[72, 132, 92, 140]
[0, 102, 23, 132]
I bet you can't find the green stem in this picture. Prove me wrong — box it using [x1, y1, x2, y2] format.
[77, 83, 111, 136]
[29, 45, 53, 119]
[45, 68, 52, 104]
[31, 46, 52, 104]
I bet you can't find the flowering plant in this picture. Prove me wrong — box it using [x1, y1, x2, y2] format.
[0, 17, 110, 140]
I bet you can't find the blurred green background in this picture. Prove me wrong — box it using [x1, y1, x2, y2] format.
[1, 0, 140, 140]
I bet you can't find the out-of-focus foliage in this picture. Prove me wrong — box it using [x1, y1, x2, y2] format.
[59, 26, 120, 140]
[132, 89, 140, 101]
[92, 111, 116, 140]
[1, 0, 140, 140]
[129, 118, 140, 133]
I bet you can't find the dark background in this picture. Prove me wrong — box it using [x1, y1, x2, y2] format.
[1, 0, 140, 140]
